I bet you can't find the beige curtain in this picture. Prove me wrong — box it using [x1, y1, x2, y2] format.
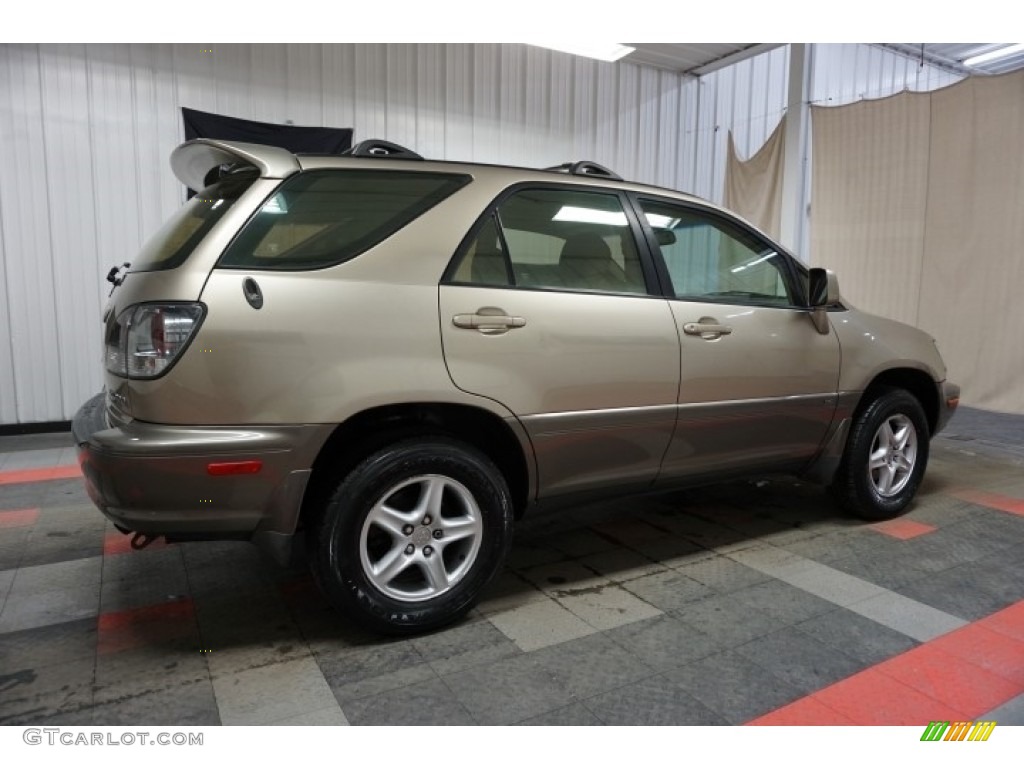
[724, 116, 786, 241]
[810, 71, 1024, 415]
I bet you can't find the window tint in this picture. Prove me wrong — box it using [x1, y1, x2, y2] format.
[451, 188, 647, 295]
[219, 170, 470, 270]
[132, 170, 257, 272]
[639, 200, 794, 305]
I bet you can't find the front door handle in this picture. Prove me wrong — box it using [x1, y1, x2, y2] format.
[452, 307, 527, 334]
[683, 321, 733, 339]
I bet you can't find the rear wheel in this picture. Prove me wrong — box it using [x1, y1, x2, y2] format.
[310, 437, 513, 634]
[830, 387, 930, 520]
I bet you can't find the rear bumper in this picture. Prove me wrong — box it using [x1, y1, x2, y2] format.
[73, 392, 331, 556]
[935, 380, 960, 434]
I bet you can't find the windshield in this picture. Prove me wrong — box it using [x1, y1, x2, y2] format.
[131, 170, 258, 272]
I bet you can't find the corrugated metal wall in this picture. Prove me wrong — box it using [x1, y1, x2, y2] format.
[0, 43, 700, 425]
[0, 43, 964, 425]
[690, 43, 961, 229]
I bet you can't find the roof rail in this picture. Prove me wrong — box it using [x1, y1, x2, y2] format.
[343, 139, 423, 160]
[545, 161, 622, 181]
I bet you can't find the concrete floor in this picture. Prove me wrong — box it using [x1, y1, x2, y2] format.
[1, 406, 1022, 726]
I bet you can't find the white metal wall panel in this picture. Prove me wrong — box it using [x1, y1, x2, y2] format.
[470, 45, 501, 163]
[498, 45, 527, 166]
[416, 46, 446, 161]
[0, 42, 970, 424]
[386, 45, 417, 152]
[592, 60, 620, 174]
[353, 45, 387, 144]
[443, 46, 473, 161]
[653, 70, 680, 189]
[42, 44, 105, 418]
[214, 44, 253, 120]
[285, 44, 323, 127]
[571, 57, 597, 163]
[0, 45, 63, 423]
[810, 44, 962, 106]
[322, 45, 356, 136]
[0, 57, 14, 425]
[687, 45, 790, 206]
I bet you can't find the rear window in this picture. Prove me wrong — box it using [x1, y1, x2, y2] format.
[131, 170, 257, 272]
[217, 170, 471, 270]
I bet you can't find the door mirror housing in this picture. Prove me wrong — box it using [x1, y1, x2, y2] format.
[808, 268, 840, 335]
[808, 267, 839, 308]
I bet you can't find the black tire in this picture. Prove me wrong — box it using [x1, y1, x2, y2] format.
[309, 437, 514, 635]
[830, 387, 930, 520]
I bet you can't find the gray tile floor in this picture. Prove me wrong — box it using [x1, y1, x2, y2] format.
[0, 406, 1022, 726]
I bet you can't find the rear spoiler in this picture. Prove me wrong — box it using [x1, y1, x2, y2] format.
[170, 139, 301, 191]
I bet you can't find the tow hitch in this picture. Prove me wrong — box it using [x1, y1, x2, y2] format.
[130, 532, 160, 550]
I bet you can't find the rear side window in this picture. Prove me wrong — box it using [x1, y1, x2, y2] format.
[218, 170, 470, 270]
[132, 170, 257, 272]
[449, 187, 648, 295]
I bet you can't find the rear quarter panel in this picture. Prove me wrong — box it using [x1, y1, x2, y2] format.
[124, 181, 516, 426]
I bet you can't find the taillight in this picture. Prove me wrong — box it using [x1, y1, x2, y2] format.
[105, 303, 205, 379]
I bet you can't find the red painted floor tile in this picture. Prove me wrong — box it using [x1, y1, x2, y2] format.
[103, 530, 171, 557]
[0, 465, 81, 486]
[810, 668, 969, 725]
[747, 696, 857, 725]
[873, 645, 1020, 714]
[950, 488, 1024, 517]
[869, 519, 937, 540]
[97, 599, 196, 655]
[0, 507, 40, 528]
[930, 623, 1024, 686]
[979, 601, 1024, 644]
[749, 600, 1024, 726]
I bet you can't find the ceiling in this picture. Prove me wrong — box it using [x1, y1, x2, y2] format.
[619, 43, 1024, 77]
[623, 44, 783, 75]
[878, 44, 1024, 75]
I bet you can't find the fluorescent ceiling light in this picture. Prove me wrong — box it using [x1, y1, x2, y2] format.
[553, 206, 627, 226]
[963, 43, 1024, 68]
[264, 195, 288, 214]
[730, 251, 777, 273]
[645, 214, 679, 229]
[529, 43, 635, 63]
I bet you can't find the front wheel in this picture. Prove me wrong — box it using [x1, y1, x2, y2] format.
[310, 437, 514, 634]
[830, 387, 930, 521]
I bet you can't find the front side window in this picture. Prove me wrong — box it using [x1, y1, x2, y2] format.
[219, 170, 470, 270]
[639, 199, 795, 305]
[450, 187, 648, 295]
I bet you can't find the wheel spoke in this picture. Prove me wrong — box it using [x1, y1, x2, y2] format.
[421, 553, 450, 591]
[879, 420, 896, 450]
[367, 502, 414, 537]
[877, 464, 895, 494]
[373, 546, 414, 584]
[893, 423, 912, 451]
[418, 476, 447, 519]
[869, 447, 888, 470]
[437, 516, 479, 544]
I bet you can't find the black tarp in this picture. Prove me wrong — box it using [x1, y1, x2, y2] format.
[182, 107, 353, 154]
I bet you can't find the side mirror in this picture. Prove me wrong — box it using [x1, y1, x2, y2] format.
[808, 267, 839, 307]
[808, 268, 840, 335]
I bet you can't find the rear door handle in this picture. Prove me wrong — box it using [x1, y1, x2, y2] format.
[683, 322, 733, 337]
[452, 308, 527, 334]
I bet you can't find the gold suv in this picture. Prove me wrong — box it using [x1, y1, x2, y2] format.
[73, 138, 959, 633]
